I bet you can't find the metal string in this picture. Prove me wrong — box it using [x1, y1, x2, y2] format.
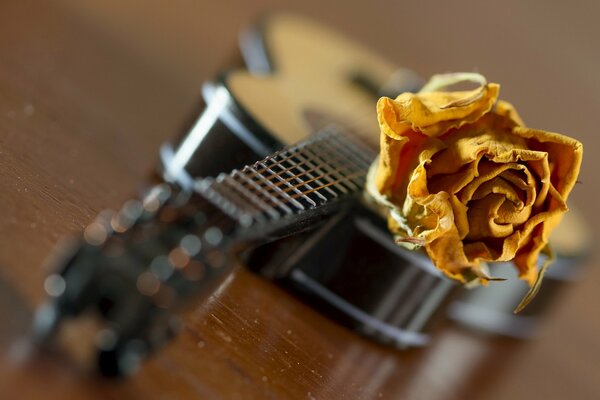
[233, 137, 371, 203]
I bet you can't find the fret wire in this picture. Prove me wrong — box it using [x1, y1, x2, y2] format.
[245, 163, 296, 215]
[279, 171, 361, 194]
[262, 161, 307, 211]
[288, 171, 366, 199]
[254, 161, 305, 211]
[291, 150, 340, 198]
[227, 170, 277, 212]
[328, 133, 375, 168]
[248, 130, 373, 177]
[245, 158, 355, 192]
[267, 156, 318, 208]
[275, 156, 328, 203]
[194, 131, 371, 229]
[307, 138, 369, 189]
[279, 153, 333, 200]
[251, 146, 364, 192]
[253, 161, 338, 188]
[301, 146, 356, 192]
[230, 170, 283, 219]
[221, 174, 277, 217]
[248, 139, 320, 173]
[222, 130, 374, 207]
[245, 163, 316, 208]
[234, 164, 366, 200]
[240, 172, 352, 197]
[236, 133, 363, 188]
[214, 175, 265, 217]
[232, 168, 311, 209]
[319, 135, 370, 173]
[245, 133, 339, 175]
[251, 152, 307, 174]
[201, 171, 364, 231]
[234, 151, 363, 199]
[307, 138, 368, 186]
[247, 138, 325, 175]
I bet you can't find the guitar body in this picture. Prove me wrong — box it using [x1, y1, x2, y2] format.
[228, 13, 397, 145]
[0, 6, 590, 396]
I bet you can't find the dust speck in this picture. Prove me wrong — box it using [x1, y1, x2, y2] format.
[216, 330, 232, 343]
[261, 376, 268, 382]
[197, 340, 205, 349]
[23, 103, 35, 116]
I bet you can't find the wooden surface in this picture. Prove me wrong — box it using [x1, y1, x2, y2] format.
[1, 0, 599, 399]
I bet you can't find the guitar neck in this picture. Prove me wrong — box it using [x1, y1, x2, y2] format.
[196, 126, 375, 245]
[35, 126, 375, 376]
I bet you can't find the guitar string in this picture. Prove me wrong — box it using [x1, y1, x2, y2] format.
[245, 130, 373, 176]
[231, 91, 384, 187]
[257, 91, 410, 196]
[233, 163, 366, 208]
[248, 153, 363, 189]
[223, 170, 366, 212]
[211, 87, 387, 211]
[236, 162, 364, 202]
[287, 172, 365, 199]
[265, 171, 364, 197]
[237, 96, 383, 180]
[230, 136, 370, 196]
[237, 140, 369, 197]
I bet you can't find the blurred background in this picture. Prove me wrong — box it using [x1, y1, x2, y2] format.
[1, 0, 598, 398]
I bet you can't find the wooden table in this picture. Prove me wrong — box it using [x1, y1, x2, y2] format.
[1, 1, 599, 398]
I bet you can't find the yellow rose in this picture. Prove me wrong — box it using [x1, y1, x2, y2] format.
[368, 73, 583, 292]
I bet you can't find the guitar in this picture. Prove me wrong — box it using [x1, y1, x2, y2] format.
[31, 12, 588, 378]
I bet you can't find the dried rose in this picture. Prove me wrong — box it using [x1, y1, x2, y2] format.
[368, 73, 583, 297]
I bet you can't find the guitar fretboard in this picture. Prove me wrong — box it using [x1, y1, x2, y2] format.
[195, 127, 376, 229]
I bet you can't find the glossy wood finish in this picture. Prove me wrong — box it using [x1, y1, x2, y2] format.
[1, 1, 599, 399]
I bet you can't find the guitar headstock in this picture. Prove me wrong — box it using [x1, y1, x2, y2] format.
[33, 184, 237, 376]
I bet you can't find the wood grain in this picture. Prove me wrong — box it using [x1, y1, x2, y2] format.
[1, 0, 599, 399]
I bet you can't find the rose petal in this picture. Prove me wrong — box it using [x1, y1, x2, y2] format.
[377, 86, 500, 138]
[370, 74, 583, 287]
